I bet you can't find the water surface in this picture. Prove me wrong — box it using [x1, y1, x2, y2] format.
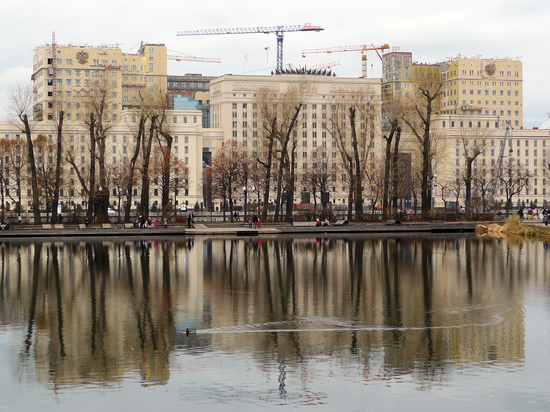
[0, 234, 549, 411]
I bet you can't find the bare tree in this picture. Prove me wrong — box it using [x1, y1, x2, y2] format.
[150, 146, 188, 218]
[325, 87, 379, 221]
[1, 137, 26, 217]
[401, 69, 443, 220]
[499, 157, 530, 216]
[300, 146, 338, 210]
[211, 141, 245, 222]
[456, 122, 487, 218]
[254, 82, 313, 221]
[8, 84, 41, 224]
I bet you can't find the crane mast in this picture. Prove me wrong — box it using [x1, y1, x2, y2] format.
[302, 43, 389, 78]
[177, 24, 324, 72]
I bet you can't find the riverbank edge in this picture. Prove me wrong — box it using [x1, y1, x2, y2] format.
[0, 221, 513, 239]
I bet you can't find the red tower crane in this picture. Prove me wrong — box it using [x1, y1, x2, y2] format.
[302, 43, 389, 78]
[177, 24, 324, 72]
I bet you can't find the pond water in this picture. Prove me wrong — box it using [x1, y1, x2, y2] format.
[0, 234, 550, 411]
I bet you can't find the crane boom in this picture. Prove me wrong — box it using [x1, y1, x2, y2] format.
[302, 43, 389, 78]
[167, 54, 221, 63]
[177, 24, 324, 71]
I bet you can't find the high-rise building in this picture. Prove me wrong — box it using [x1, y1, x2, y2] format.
[382, 50, 523, 128]
[32, 42, 167, 121]
[209, 73, 382, 208]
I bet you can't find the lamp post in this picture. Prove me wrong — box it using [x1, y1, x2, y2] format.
[250, 185, 258, 217]
[243, 185, 248, 221]
[429, 174, 437, 222]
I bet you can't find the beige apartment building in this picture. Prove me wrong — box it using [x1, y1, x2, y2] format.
[417, 115, 550, 210]
[209, 73, 383, 207]
[381, 50, 546, 210]
[32, 42, 167, 121]
[382, 50, 523, 129]
[0, 109, 221, 215]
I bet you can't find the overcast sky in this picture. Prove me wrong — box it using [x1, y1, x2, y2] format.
[1, 0, 549, 127]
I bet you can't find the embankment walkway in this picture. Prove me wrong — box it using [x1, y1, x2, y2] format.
[0, 221, 491, 240]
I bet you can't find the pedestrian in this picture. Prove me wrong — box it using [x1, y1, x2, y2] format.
[233, 211, 237, 221]
[164, 217, 168, 228]
[253, 215, 258, 229]
[153, 217, 157, 228]
[257, 218, 261, 229]
[409, 209, 413, 219]
[248, 216, 253, 229]
[187, 213, 192, 228]
[85, 217, 89, 228]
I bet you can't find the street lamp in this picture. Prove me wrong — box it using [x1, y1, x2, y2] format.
[429, 174, 437, 222]
[243, 185, 248, 221]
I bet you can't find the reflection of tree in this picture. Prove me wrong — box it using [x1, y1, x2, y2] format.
[3, 236, 531, 390]
[24, 244, 42, 353]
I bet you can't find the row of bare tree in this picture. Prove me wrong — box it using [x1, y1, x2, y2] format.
[6, 84, 188, 224]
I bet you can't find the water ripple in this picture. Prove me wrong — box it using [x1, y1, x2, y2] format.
[195, 314, 504, 335]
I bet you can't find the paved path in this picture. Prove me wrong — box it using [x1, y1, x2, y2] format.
[0, 221, 490, 239]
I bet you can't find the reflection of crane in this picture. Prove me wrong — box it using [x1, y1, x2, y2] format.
[177, 24, 324, 72]
[302, 43, 389, 78]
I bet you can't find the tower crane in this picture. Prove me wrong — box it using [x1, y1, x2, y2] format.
[177, 24, 324, 72]
[488, 122, 512, 199]
[302, 43, 389, 78]
[167, 52, 221, 64]
[306, 61, 341, 70]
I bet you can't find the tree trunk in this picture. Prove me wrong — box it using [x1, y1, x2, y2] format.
[347, 159, 354, 221]
[87, 114, 96, 222]
[465, 159, 473, 219]
[382, 125, 396, 220]
[140, 115, 156, 217]
[50, 111, 64, 224]
[391, 127, 402, 219]
[124, 116, 144, 222]
[260, 120, 276, 221]
[159, 131, 173, 217]
[349, 107, 363, 221]
[22, 114, 41, 225]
